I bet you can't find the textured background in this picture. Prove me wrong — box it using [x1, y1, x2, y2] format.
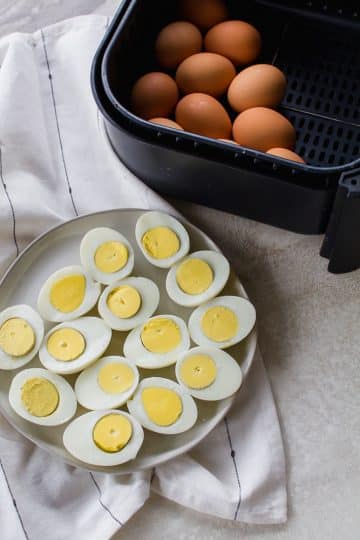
[1, 1, 359, 539]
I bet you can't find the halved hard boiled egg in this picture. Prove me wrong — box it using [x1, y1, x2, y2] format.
[175, 346, 242, 400]
[39, 317, 112, 375]
[0, 305, 44, 370]
[189, 296, 256, 349]
[166, 250, 230, 307]
[63, 410, 144, 466]
[37, 265, 101, 322]
[98, 277, 160, 331]
[9, 367, 77, 426]
[80, 227, 134, 285]
[75, 356, 139, 410]
[127, 377, 198, 434]
[135, 211, 190, 268]
[123, 314, 190, 369]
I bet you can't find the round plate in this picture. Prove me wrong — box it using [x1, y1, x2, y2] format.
[0, 209, 257, 474]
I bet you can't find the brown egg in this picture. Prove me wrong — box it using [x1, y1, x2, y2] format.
[267, 148, 305, 164]
[176, 53, 236, 97]
[181, 0, 228, 30]
[131, 72, 179, 120]
[155, 22, 202, 70]
[228, 64, 287, 112]
[149, 118, 184, 130]
[205, 21, 261, 65]
[232, 107, 296, 152]
[176, 93, 232, 139]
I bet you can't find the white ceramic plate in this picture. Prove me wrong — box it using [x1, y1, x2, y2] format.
[0, 209, 257, 474]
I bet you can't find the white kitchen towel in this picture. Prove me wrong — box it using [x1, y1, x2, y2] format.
[0, 14, 287, 539]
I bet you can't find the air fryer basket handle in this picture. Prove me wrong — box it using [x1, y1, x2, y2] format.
[321, 169, 360, 274]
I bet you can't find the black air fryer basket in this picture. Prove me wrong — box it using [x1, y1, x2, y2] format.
[91, 0, 360, 274]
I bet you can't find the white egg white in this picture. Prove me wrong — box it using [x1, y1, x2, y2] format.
[123, 314, 190, 369]
[75, 356, 139, 410]
[0, 305, 44, 370]
[127, 377, 198, 434]
[166, 250, 230, 307]
[63, 410, 144, 466]
[135, 211, 190, 268]
[175, 346, 243, 401]
[98, 277, 160, 331]
[80, 227, 135, 285]
[9, 367, 77, 426]
[39, 317, 112, 375]
[37, 265, 101, 322]
[188, 295, 256, 349]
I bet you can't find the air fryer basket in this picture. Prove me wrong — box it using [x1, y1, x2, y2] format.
[92, 0, 360, 273]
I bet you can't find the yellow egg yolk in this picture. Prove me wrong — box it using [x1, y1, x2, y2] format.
[106, 286, 141, 319]
[201, 306, 238, 342]
[142, 387, 183, 426]
[141, 318, 181, 354]
[47, 328, 86, 361]
[93, 414, 132, 453]
[94, 241, 128, 273]
[50, 274, 86, 313]
[142, 227, 180, 259]
[180, 354, 217, 389]
[0, 318, 35, 357]
[176, 258, 213, 295]
[98, 363, 135, 394]
[21, 377, 59, 417]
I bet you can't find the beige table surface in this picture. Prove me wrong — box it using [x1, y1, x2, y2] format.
[1, 1, 359, 539]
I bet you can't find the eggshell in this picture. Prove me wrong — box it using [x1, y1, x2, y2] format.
[176, 53, 236, 97]
[131, 72, 179, 120]
[149, 118, 184, 130]
[205, 20, 261, 65]
[181, 0, 228, 30]
[228, 64, 287, 112]
[232, 107, 296, 152]
[156, 22, 202, 69]
[176, 93, 232, 139]
[267, 148, 305, 164]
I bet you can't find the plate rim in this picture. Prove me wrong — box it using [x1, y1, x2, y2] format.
[0, 208, 257, 474]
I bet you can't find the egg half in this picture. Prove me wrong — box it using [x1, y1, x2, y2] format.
[75, 356, 139, 410]
[9, 367, 77, 426]
[0, 305, 44, 370]
[80, 227, 134, 285]
[98, 277, 160, 331]
[175, 346, 242, 400]
[135, 211, 190, 268]
[127, 377, 198, 434]
[63, 410, 144, 466]
[189, 295, 256, 349]
[166, 250, 230, 307]
[37, 265, 101, 322]
[123, 314, 190, 369]
[39, 317, 112, 375]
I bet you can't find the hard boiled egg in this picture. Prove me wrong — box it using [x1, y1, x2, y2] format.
[75, 356, 139, 410]
[0, 305, 44, 370]
[189, 295, 256, 349]
[98, 277, 160, 331]
[9, 367, 77, 426]
[39, 317, 112, 375]
[135, 211, 190, 268]
[80, 227, 134, 285]
[63, 410, 144, 466]
[176, 346, 242, 400]
[123, 314, 190, 369]
[127, 377, 198, 434]
[37, 265, 101, 322]
[166, 250, 230, 307]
